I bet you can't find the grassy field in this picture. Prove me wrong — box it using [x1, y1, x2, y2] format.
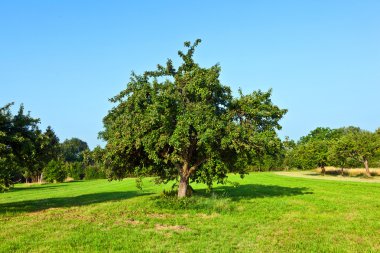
[1, 173, 380, 252]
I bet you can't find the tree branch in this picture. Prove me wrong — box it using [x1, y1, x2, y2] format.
[188, 158, 208, 175]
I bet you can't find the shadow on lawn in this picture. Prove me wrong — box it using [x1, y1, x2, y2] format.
[0, 191, 152, 214]
[10, 181, 89, 192]
[198, 184, 312, 200]
[153, 184, 313, 212]
[10, 184, 69, 192]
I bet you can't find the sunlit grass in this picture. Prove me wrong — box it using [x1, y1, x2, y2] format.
[1, 173, 380, 252]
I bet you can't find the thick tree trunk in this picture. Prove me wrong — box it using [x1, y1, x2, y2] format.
[177, 158, 204, 198]
[341, 167, 344, 176]
[178, 175, 189, 198]
[321, 165, 325, 176]
[364, 159, 370, 176]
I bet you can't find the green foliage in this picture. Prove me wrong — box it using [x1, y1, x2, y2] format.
[0, 154, 20, 192]
[100, 40, 286, 196]
[65, 162, 85, 180]
[43, 160, 67, 183]
[247, 130, 284, 171]
[298, 127, 342, 144]
[61, 138, 89, 163]
[0, 103, 41, 189]
[329, 129, 380, 171]
[288, 127, 340, 170]
[29, 126, 61, 181]
[82, 146, 107, 180]
[84, 166, 106, 180]
[329, 134, 358, 169]
[291, 140, 330, 170]
[286, 126, 380, 173]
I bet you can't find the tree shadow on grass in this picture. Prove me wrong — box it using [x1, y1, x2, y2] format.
[0, 191, 152, 214]
[153, 184, 312, 213]
[10, 181, 90, 192]
[196, 184, 313, 201]
[9, 184, 69, 192]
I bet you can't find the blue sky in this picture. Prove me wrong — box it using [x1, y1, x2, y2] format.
[1, 1, 379, 148]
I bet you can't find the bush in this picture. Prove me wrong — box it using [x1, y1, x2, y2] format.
[43, 160, 67, 183]
[84, 165, 106, 180]
[65, 162, 85, 180]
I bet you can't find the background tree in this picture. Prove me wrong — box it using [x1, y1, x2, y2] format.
[340, 130, 380, 175]
[29, 126, 60, 182]
[0, 103, 40, 189]
[298, 127, 341, 144]
[82, 146, 107, 180]
[61, 138, 89, 163]
[0, 103, 21, 191]
[282, 136, 296, 170]
[60, 138, 89, 180]
[327, 127, 364, 175]
[100, 40, 287, 197]
[290, 127, 338, 171]
[43, 160, 67, 183]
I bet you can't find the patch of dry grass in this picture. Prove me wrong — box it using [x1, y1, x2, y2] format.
[315, 167, 380, 177]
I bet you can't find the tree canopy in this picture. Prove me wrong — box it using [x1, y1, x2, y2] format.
[0, 103, 92, 190]
[100, 40, 287, 197]
[0, 103, 40, 190]
[61, 138, 89, 163]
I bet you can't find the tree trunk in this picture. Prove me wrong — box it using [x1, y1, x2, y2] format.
[364, 159, 370, 176]
[321, 165, 325, 176]
[341, 167, 344, 176]
[178, 175, 189, 198]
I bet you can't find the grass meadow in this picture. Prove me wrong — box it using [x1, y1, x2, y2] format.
[1, 173, 380, 252]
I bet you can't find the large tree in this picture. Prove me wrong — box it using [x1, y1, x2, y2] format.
[32, 126, 61, 182]
[291, 127, 340, 172]
[341, 130, 380, 175]
[0, 103, 40, 189]
[101, 40, 287, 197]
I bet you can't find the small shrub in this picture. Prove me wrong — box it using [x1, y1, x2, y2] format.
[43, 160, 67, 183]
[66, 162, 85, 180]
[84, 165, 106, 180]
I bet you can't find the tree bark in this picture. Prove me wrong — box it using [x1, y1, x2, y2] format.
[178, 175, 189, 198]
[177, 158, 206, 198]
[321, 165, 325, 176]
[178, 162, 190, 198]
[364, 159, 370, 176]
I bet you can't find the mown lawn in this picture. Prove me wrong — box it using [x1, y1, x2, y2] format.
[1, 173, 379, 252]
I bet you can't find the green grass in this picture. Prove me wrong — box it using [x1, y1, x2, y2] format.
[1, 173, 380, 252]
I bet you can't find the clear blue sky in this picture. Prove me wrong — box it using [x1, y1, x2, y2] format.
[1, 1, 379, 149]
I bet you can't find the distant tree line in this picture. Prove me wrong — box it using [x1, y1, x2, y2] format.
[284, 127, 380, 175]
[0, 103, 106, 191]
[249, 126, 380, 175]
